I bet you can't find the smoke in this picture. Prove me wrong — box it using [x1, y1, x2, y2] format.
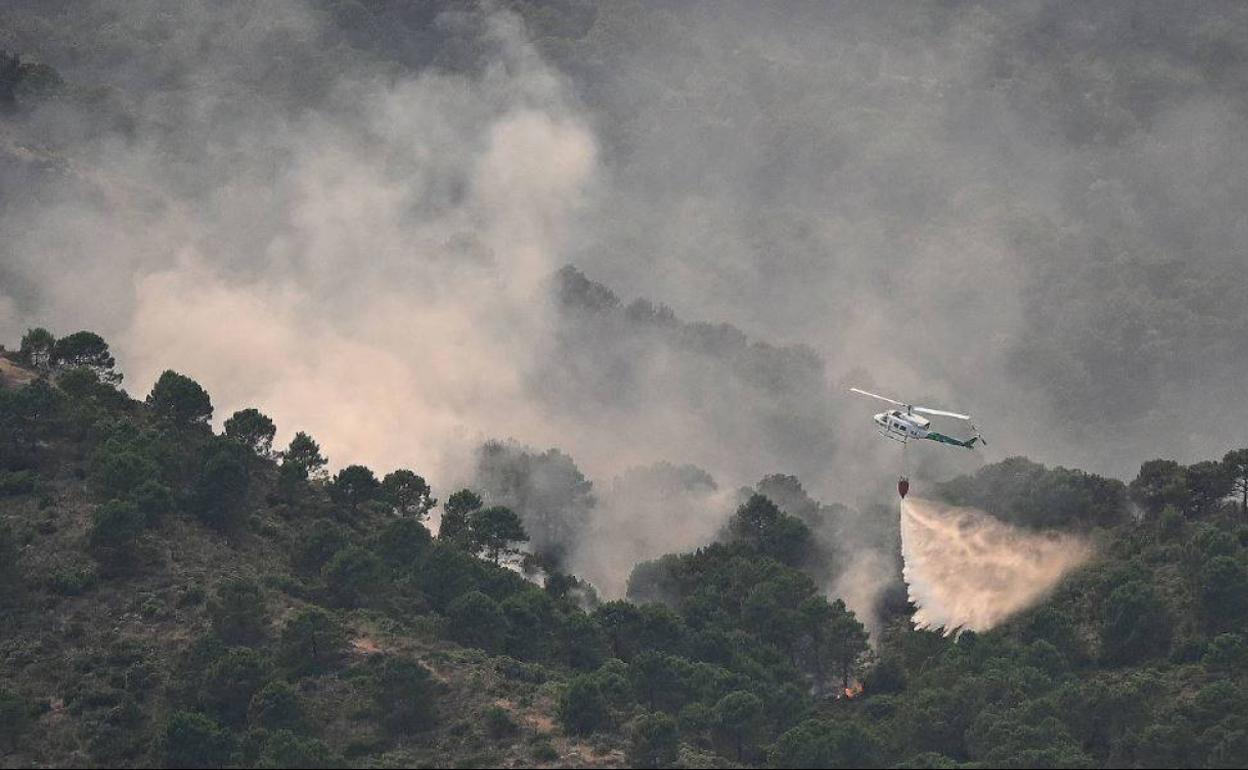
[560, 1, 1248, 483]
[0, 2, 598, 485]
[3, 2, 1248, 618]
[470, 440, 596, 567]
[574, 462, 732, 599]
[832, 549, 897, 644]
[900, 497, 1093, 634]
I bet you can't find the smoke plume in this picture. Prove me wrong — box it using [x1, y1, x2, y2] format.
[4, 1, 1248, 617]
[1, 3, 598, 487]
[575, 462, 732, 599]
[900, 498, 1093, 634]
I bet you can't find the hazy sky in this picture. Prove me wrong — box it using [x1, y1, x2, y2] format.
[2, 2, 1246, 586]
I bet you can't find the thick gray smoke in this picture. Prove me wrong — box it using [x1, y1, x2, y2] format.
[3, 2, 1247, 617]
[1, 1, 598, 486]
[579, 462, 732, 599]
[556, 2, 1248, 485]
[470, 440, 596, 567]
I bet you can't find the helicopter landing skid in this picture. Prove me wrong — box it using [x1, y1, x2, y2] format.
[878, 428, 909, 444]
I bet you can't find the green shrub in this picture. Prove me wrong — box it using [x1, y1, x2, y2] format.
[627, 711, 680, 768]
[678, 702, 712, 738]
[446, 591, 507, 653]
[530, 736, 559, 762]
[91, 450, 157, 500]
[1204, 633, 1248, 673]
[19, 327, 54, 367]
[713, 691, 763, 763]
[484, 705, 518, 740]
[1170, 637, 1208, 665]
[224, 408, 277, 458]
[375, 517, 432, 570]
[278, 608, 347, 677]
[342, 736, 387, 758]
[179, 634, 228, 690]
[147, 370, 212, 426]
[0, 524, 21, 603]
[281, 432, 327, 482]
[208, 577, 268, 645]
[140, 596, 165, 619]
[329, 464, 382, 515]
[863, 656, 907, 695]
[47, 563, 97, 596]
[201, 648, 271, 726]
[69, 682, 125, 713]
[558, 674, 611, 736]
[0, 689, 30, 750]
[321, 546, 386, 608]
[56, 365, 103, 398]
[293, 521, 349, 574]
[1160, 506, 1185, 533]
[415, 542, 488, 611]
[90, 709, 145, 762]
[257, 729, 337, 768]
[0, 469, 37, 496]
[495, 656, 547, 684]
[248, 681, 306, 732]
[160, 710, 235, 768]
[1200, 556, 1248, 632]
[178, 585, 207, 607]
[52, 331, 119, 382]
[124, 661, 161, 694]
[1101, 580, 1173, 665]
[132, 479, 174, 525]
[556, 610, 609, 671]
[770, 718, 883, 768]
[86, 499, 146, 569]
[381, 469, 435, 518]
[372, 655, 437, 735]
[276, 461, 309, 498]
[191, 445, 251, 531]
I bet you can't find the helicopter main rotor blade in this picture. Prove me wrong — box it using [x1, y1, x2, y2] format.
[913, 406, 971, 421]
[849, 387, 908, 407]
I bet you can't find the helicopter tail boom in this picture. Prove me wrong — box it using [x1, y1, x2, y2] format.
[925, 431, 980, 449]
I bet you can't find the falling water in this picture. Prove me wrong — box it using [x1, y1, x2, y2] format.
[900, 497, 1093, 634]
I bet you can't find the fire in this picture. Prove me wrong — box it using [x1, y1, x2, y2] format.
[842, 681, 864, 699]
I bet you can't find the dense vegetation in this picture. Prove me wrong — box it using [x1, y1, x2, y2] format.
[6, 1, 1248, 484]
[0, 329, 868, 768]
[5, 3, 1248, 767]
[3, 330, 1248, 768]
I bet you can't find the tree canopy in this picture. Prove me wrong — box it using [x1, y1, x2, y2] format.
[147, 370, 212, 427]
[3, 326, 1248, 768]
[52, 331, 121, 384]
[223, 408, 276, 458]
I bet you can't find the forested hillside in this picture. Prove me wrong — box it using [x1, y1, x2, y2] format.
[3, 332, 1248, 768]
[5, 2, 1248, 768]
[4, 0, 1248, 484]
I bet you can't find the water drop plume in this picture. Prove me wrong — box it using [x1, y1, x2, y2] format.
[900, 497, 1093, 634]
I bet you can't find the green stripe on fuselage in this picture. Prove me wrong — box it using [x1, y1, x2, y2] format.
[925, 431, 976, 448]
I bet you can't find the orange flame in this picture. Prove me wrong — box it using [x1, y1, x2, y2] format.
[842, 681, 864, 699]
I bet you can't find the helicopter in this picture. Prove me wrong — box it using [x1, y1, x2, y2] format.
[849, 387, 986, 498]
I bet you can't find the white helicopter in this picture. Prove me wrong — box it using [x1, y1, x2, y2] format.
[849, 387, 986, 498]
[850, 387, 985, 448]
